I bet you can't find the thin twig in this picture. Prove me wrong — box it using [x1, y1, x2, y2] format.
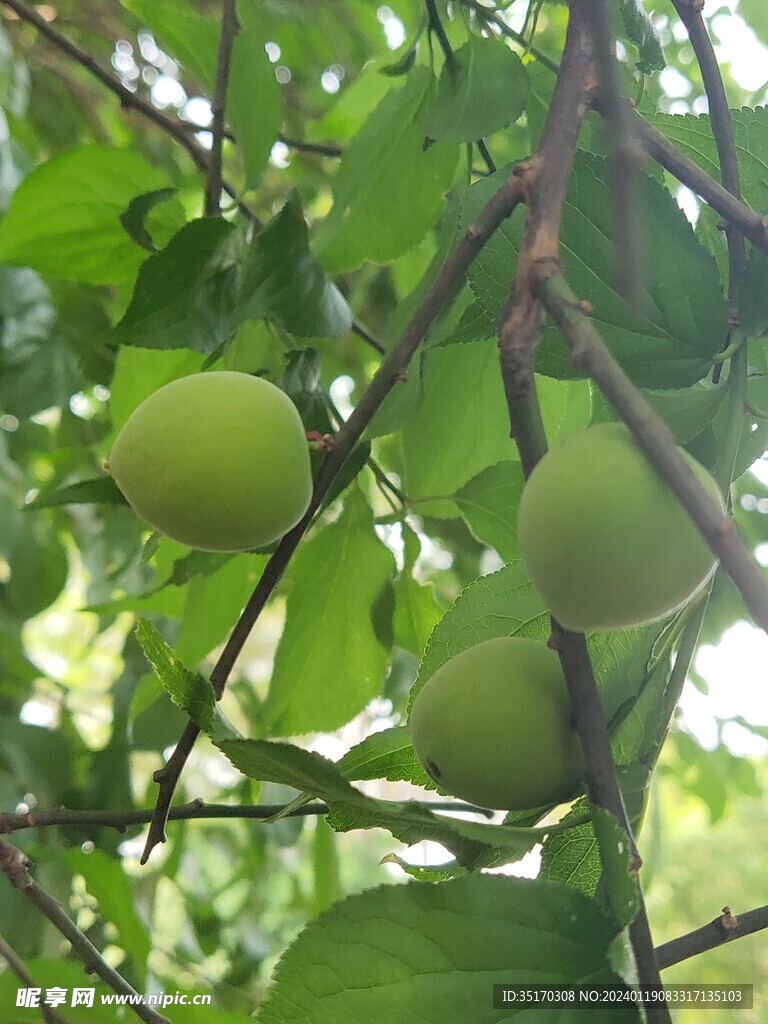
[670, 0, 745, 382]
[657, 904, 768, 969]
[205, 0, 239, 216]
[1, 0, 256, 222]
[278, 133, 342, 157]
[533, 268, 768, 633]
[0, 934, 67, 1024]
[463, 0, 559, 72]
[0, 840, 168, 1024]
[351, 318, 386, 354]
[0, 799, 493, 835]
[140, 172, 527, 863]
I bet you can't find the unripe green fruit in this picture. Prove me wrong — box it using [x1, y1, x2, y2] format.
[107, 371, 312, 552]
[409, 637, 583, 810]
[517, 422, 724, 632]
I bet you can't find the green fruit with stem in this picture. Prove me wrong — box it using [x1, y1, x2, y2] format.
[409, 637, 583, 810]
[517, 422, 724, 632]
[107, 371, 312, 552]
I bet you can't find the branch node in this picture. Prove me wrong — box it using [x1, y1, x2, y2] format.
[393, 370, 408, 383]
[720, 906, 739, 934]
[465, 224, 481, 241]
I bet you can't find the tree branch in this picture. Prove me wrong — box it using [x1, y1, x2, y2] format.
[461, 0, 768, 257]
[0, 839, 168, 1024]
[1, 0, 255, 222]
[205, 0, 238, 216]
[0, 934, 67, 1024]
[351, 319, 386, 355]
[494, 2, 668, 1015]
[278, 133, 343, 158]
[140, 171, 527, 863]
[657, 904, 768, 970]
[669, 0, 744, 381]
[0, 799, 493, 835]
[533, 268, 768, 633]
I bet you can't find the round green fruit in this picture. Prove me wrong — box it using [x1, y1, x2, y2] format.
[517, 422, 724, 632]
[409, 637, 583, 810]
[107, 371, 312, 552]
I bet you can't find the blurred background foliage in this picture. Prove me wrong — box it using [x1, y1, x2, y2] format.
[0, 0, 766, 1019]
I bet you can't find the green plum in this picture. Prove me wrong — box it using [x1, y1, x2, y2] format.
[517, 422, 724, 631]
[409, 637, 583, 810]
[107, 371, 312, 551]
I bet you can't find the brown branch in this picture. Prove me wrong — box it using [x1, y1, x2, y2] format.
[0, 839, 168, 1024]
[278, 133, 342, 158]
[657, 904, 768, 970]
[140, 171, 527, 863]
[534, 269, 768, 632]
[669, 0, 744, 388]
[462, 0, 768, 257]
[205, 0, 238, 216]
[494, 3, 668, 1016]
[351, 319, 386, 355]
[1, 0, 255, 222]
[0, 799, 492, 835]
[0, 933, 67, 1024]
[626, 114, 768, 256]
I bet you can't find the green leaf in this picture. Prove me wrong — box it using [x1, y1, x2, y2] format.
[121, 0, 218, 87]
[320, 441, 371, 510]
[0, 266, 79, 418]
[228, 27, 282, 186]
[464, 155, 728, 388]
[435, 298, 496, 346]
[413, 561, 549, 707]
[3, 518, 68, 619]
[454, 461, 524, 560]
[401, 339, 591, 514]
[119, 187, 178, 251]
[393, 525, 443, 657]
[115, 218, 239, 353]
[425, 37, 528, 143]
[238, 193, 352, 337]
[314, 68, 459, 272]
[279, 348, 334, 434]
[647, 107, 768, 215]
[134, 618, 214, 735]
[0, 147, 179, 284]
[593, 381, 726, 444]
[337, 725, 436, 791]
[262, 490, 396, 735]
[258, 876, 639, 1024]
[615, 0, 665, 74]
[108, 347, 206, 437]
[313, 818, 341, 914]
[24, 476, 127, 511]
[218, 737, 541, 867]
[741, 248, 768, 338]
[218, 738, 356, 801]
[414, 561, 666, 730]
[591, 807, 639, 928]
[541, 766, 651, 898]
